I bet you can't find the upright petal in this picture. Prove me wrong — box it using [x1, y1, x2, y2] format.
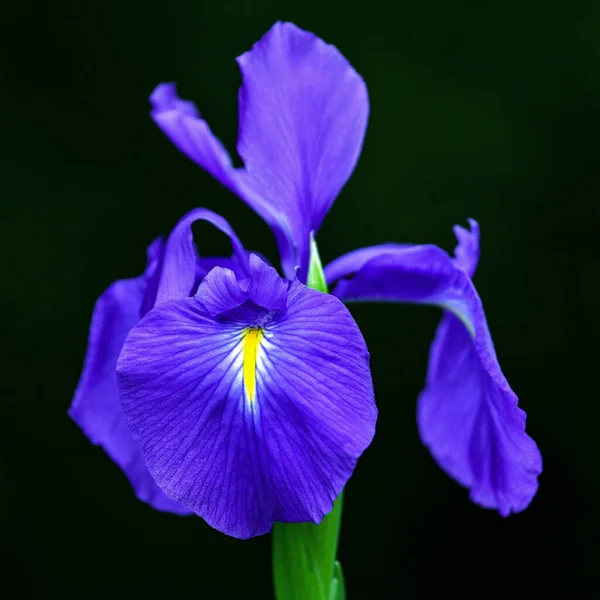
[237, 22, 369, 273]
[151, 82, 242, 192]
[117, 260, 376, 538]
[154, 207, 249, 305]
[325, 223, 542, 515]
[151, 22, 368, 278]
[69, 271, 190, 514]
[151, 84, 297, 278]
[247, 253, 288, 310]
[195, 266, 248, 316]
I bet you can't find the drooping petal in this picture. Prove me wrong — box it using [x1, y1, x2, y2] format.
[150, 84, 297, 278]
[117, 264, 376, 538]
[323, 243, 409, 285]
[69, 272, 190, 514]
[70, 208, 250, 515]
[236, 21, 369, 273]
[419, 311, 540, 514]
[325, 223, 542, 515]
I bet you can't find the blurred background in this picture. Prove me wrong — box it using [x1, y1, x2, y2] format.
[2, 0, 600, 597]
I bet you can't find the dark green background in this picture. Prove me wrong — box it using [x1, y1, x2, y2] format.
[3, 0, 600, 597]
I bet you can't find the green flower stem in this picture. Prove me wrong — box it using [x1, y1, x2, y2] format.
[272, 234, 346, 600]
[272, 493, 345, 600]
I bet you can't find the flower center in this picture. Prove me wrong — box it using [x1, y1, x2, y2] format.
[242, 327, 264, 403]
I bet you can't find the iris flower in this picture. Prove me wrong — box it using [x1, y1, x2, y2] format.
[70, 21, 541, 538]
[70, 205, 376, 537]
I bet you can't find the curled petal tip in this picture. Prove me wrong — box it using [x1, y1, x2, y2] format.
[150, 82, 200, 119]
[452, 219, 480, 277]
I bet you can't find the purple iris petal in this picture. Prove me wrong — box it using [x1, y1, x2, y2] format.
[151, 21, 369, 278]
[70, 209, 248, 514]
[69, 244, 189, 514]
[236, 22, 369, 273]
[150, 83, 296, 278]
[196, 267, 249, 316]
[117, 255, 377, 538]
[195, 256, 240, 282]
[325, 222, 542, 515]
[452, 218, 480, 277]
[246, 254, 288, 310]
[154, 208, 250, 305]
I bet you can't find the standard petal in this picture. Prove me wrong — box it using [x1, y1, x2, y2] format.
[195, 266, 248, 316]
[326, 225, 541, 515]
[117, 281, 376, 538]
[247, 253, 288, 310]
[154, 208, 249, 306]
[237, 22, 369, 272]
[69, 275, 190, 515]
[150, 84, 297, 279]
[151, 82, 241, 191]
